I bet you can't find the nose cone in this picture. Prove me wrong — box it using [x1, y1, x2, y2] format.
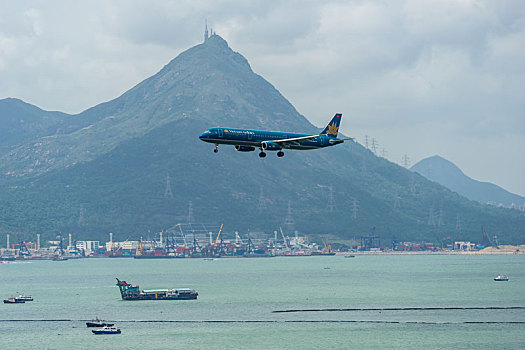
[199, 132, 207, 140]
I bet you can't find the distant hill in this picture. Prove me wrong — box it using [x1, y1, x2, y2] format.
[411, 155, 525, 208]
[1, 35, 524, 245]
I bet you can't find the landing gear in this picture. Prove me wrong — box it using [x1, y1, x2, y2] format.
[259, 151, 267, 158]
[213, 144, 218, 153]
[277, 151, 284, 157]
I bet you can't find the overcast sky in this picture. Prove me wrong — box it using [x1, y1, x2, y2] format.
[1, 0, 524, 197]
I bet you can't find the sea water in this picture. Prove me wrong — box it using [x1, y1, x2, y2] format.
[1, 254, 524, 349]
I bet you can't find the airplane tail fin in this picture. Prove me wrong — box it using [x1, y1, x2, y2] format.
[320, 113, 342, 138]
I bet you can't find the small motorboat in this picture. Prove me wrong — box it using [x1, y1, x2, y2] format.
[86, 317, 114, 328]
[3, 297, 25, 304]
[344, 254, 355, 258]
[494, 274, 509, 281]
[92, 326, 121, 335]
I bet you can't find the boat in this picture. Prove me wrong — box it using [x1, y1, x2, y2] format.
[116, 278, 198, 300]
[311, 251, 336, 256]
[344, 255, 355, 258]
[15, 294, 33, 302]
[86, 317, 114, 328]
[0, 256, 16, 262]
[91, 326, 121, 335]
[494, 274, 509, 281]
[3, 297, 25, 304]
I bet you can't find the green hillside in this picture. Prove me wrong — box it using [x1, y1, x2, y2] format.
[1, 35, 524, 245]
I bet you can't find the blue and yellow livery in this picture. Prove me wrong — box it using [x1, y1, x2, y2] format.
[199, 113, 351, 157]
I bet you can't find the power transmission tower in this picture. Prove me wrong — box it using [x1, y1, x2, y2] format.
[283, 201, 295, 233]
[327, 185, 336, 212]
[402, 154, 410, 168]
[393, 190, 400, 209]
[437, 209, 444, 227]
[381, 148, 387, 158]
[164, 173, 173, 198]
[371, 138, 378, 154]
[78, 204, 85, 227]
[257, 185, 267, 212]
[364, 135, 369, 149]
[352, 199, 359, 220]
[410, 174, 416, 194]
[455, 214, 462, 234]
[187, 201, 194, 223]
[428, 207, 436, 227]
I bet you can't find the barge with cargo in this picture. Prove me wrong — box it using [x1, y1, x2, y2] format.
[116, 278, 198, 300]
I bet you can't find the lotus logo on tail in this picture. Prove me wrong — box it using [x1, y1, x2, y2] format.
[326, 122, 339, 136]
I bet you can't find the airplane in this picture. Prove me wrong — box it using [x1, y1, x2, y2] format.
[199, 113, 352, 158]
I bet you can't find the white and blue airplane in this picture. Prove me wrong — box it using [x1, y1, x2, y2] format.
[199, 113, 352, 158]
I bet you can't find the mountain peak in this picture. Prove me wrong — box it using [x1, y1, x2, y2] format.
[204, 33, 229, 48]
[411, 155, 525, 207]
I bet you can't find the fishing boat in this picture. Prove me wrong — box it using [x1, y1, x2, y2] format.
[116, 278, 198, 300]
[92, 326, 121, 335]
[86, 317, 114, 328]
[494, 274, 509, 281]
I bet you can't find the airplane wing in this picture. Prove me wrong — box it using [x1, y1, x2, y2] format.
[270, 134, 322, 148]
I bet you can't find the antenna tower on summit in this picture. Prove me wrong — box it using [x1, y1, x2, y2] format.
[204, 19, 209, 41]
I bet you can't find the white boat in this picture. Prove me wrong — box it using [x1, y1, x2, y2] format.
[92, 326, 121, 334]
[494, 274, 509, 281]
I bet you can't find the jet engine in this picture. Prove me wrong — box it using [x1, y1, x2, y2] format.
[235, 145, 256, 152]
[261, 141, 282, 151]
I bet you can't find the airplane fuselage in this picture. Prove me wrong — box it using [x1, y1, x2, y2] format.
[199, 113, 348, 157]
[199, 128, 344, 150]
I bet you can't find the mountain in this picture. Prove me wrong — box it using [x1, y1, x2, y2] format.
[1, 34, 524, 245]
[411, 156, 525, 208]
[0, 98, 71, 155]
